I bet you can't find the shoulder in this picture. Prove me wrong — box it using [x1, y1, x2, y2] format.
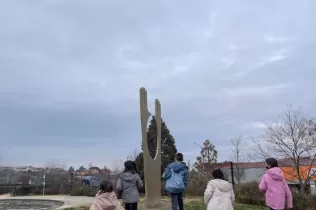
[262, 173, 269, 179]
[260, 173, 269, 183]
[168, 162, 175, 167]
[207, 180, 216, 186]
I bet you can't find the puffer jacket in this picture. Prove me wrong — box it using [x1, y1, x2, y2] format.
[259, 167, 293, 210]
[89, 192, 124, 210]
[204, 179, 235, 210]
[116, 172, 143, 204]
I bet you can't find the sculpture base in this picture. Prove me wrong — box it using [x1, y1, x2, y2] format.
[141, 200, 170, 210]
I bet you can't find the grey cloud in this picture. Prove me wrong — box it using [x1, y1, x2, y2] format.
[1, 0, 316, 166]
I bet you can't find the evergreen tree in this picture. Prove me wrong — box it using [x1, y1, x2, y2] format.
[78, 166, 86, 172]
[187, 139, 218, 195]
[135, 116, 177, 179]
[68, 166, 75, 173]
[193, 139, 218, 179]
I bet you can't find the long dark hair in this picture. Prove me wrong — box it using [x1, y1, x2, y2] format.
[99, 180, 113, 193]
[212, 168, 225, 180]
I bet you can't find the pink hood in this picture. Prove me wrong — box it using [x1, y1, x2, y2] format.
[90, 192, 124, 210]
[259, 167, 293, 210]
[266, 167, 284, 181]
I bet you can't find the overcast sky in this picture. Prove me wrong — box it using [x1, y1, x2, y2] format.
[1, 0, 315, 169]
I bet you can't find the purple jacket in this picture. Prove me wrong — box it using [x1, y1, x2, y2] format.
[259, 167, 293, 210]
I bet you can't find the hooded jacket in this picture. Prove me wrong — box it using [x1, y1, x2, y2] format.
[259, 167, 293, 210]
[89, 192, 124, 210]
[116, 172, 143, 204]
[204, 179, 235, 210]
[162, 162, 189, 193]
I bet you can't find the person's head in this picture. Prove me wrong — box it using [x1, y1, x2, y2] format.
[265, 158, 278, 169]
[124, 160, 136, 174]
[175, 153, 184, 162]
[212, 168, 225, 180]
[99, 180, 113, 193]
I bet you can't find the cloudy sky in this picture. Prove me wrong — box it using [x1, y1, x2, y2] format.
[1, 0, 315, 169]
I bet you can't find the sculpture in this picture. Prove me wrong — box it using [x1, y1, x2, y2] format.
[139, 87, 162, 209]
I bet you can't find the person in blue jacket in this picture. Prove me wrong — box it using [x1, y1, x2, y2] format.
[162, 153, 189, 210]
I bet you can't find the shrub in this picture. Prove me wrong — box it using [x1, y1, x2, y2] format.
[235, 182, 316, 209]
[235, 182, 265, 206]
[70, 187, 97, 197]
[13, 185, 34, 196]
[0, 186, 14, 195]
[292, 192, 316, 210]
[185, 173, 208, 196]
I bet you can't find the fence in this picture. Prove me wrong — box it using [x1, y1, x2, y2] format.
[0, 169, 122, 196]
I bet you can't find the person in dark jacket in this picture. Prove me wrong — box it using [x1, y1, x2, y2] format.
[162, 153, 189, 210]
[116, 161, 143, 210]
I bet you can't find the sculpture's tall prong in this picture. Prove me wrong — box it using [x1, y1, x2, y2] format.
[140, 88, 151, 158]
[139, 88, 162, 209]
[154, 99, 162, 162]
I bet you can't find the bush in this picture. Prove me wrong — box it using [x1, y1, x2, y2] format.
[0, 186, 14, 195]
[185, 174, 208, 196]
[235, 182, 316, 209]
[235, 182, 265, 206]
[70, 187, 97, 197]
[292, 192, 316, 210]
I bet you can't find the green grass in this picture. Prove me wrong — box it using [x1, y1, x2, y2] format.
[185, 201, 267, 210]
[65, 196, 267, 210]
[235, 204, 267, 210]
[66, 202, 267, 210]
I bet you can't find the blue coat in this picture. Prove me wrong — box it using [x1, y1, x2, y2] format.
[162, 162, 189, 193]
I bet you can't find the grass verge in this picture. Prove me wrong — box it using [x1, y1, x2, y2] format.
[185, 201, 267, 210]
[66, 202, 267, 210]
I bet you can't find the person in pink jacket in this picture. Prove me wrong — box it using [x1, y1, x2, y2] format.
[259, 158, 293, 210]
[90, 180, 124, 210]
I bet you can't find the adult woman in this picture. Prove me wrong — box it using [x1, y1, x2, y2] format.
[204, 168, 235, 210]
[116, 161, 143, 210]
[259, 158, 293, 210]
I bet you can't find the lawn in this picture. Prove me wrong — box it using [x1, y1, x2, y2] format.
[185, 201, 267, 210]
[67, 201, 267, 210]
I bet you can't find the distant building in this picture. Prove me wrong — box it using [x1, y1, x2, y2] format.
[74, 167, 110, 176]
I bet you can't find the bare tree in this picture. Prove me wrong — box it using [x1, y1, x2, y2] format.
[0, 157, 4, 184]
[88, 163, 93, 169]
[110, 159, 124, 175]
[253, 105, 316, 192]
[103, 165, 111, 173]
[126, 149, 139, 161]
[230, 135, 250, 183]
[5, 165, 15, 184]
[0, 156, 2, 171]
[45, 159, 67, 170]
[0, 157, 15, 184]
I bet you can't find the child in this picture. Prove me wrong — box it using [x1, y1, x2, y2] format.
[116, 160, 143, 210]
[204, 168, 235, 210]
[259, 158, 293, 210]
[162, 153, 189, 210]
[90, 180, 124, 210]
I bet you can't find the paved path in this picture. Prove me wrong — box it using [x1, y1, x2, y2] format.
[0, 194, 10, 198]
[0, 195, 94, 209]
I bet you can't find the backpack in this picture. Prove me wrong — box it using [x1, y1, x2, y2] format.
[165, 169, 185, 193]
